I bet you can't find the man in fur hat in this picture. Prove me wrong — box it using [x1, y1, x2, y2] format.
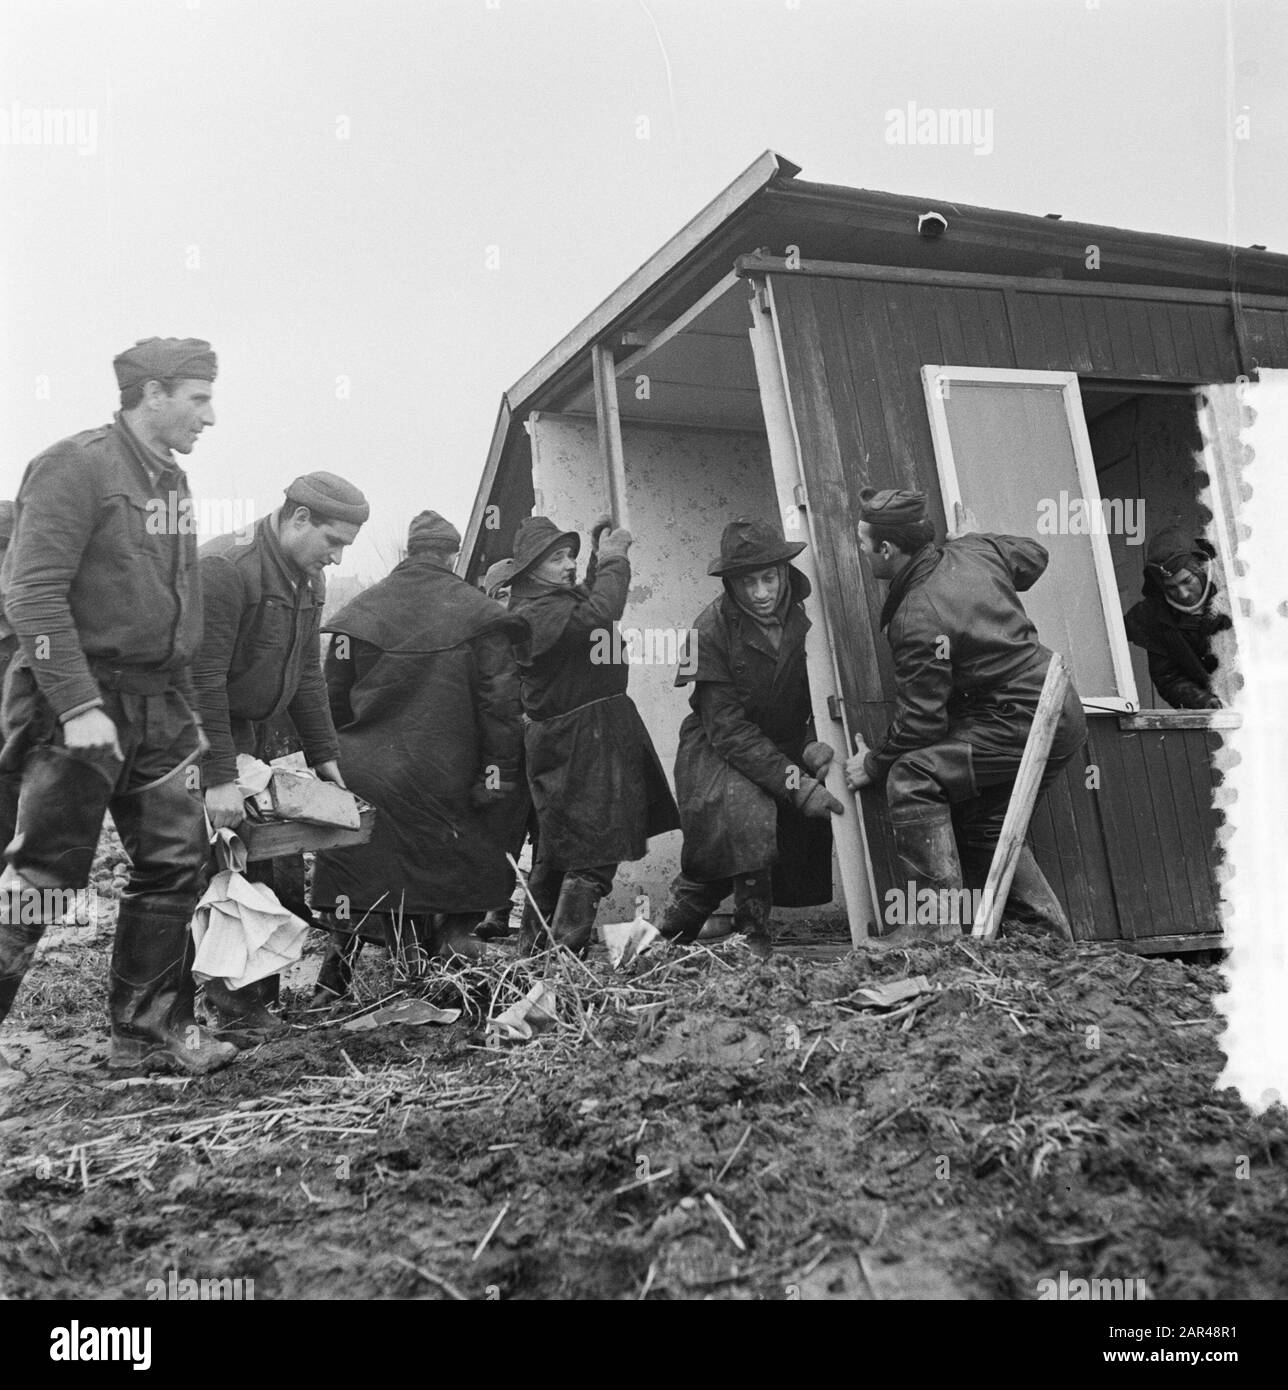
[844, 489, 1086, 946]
[1124, 528, 1231, 710]
[192, 471, 368, 1034]
[309, 511, 529, 1002]
[656, 519, 844, 959]
[508, 514, 679, 955]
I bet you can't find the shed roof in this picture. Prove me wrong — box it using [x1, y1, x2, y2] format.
[465, 150, 1288, 566]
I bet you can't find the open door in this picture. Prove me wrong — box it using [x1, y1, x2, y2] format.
[747, 280, 881, 944]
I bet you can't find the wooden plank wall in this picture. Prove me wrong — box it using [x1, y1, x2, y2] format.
[770, 271, 1282, 942]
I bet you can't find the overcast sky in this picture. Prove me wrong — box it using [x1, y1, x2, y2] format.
[2, 0, 1282, 580]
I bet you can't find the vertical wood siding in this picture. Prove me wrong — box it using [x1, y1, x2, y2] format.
[771, 271, 1282, 942]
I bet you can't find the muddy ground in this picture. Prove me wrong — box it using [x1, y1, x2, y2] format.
[1, 832, 1284, 1302]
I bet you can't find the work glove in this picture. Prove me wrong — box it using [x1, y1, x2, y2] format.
[589, 514, 613, 549]
[790, 779, 845, 818]
[469, 780, 518, 811]
[800, 740, 836, 777]
[598, 527, 633, 562]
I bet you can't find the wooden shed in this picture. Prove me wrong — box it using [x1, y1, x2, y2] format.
[464, 151, 1288, 954]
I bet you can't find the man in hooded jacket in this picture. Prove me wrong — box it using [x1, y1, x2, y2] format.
[508, 514, 680, 955]
[656, 519, 845, 959]
[309, 512, 528, 1002]
[844, 488, 1086, 946]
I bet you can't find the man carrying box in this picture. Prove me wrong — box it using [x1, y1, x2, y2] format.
[192, 471, 368, 1033]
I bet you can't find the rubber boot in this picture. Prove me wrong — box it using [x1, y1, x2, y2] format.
[0, 877, 50, 1098]
[517, 897, 554, 957]
[475, 908, 513, 941]
[733, 875, 774, 960]
[877, 814, 965, 948]
[550, 877, 602, 956]
[0, 969, 35, 1098]
[432, 913, 485, 964]
[109, 899, 238, 1076]
[658, 897, 710, 946]
[202, 974, 289, 1041]
[309, 926, 364, 1008]
[1003, 846, 1074, 943]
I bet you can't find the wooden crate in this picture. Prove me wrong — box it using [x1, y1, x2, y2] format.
[242, 802, 376, 862]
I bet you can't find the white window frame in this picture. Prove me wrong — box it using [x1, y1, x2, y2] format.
[920, 365, 1140, 714]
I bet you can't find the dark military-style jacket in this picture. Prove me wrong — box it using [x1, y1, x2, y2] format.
[0, 414, 201, 720]
[193, 511, 337, 785]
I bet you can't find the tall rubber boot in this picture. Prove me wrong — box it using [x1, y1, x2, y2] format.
[109, 899, 238, 1076]
[550, 877, 603, 956]
[658, 874, 720, 945]
[877, 814, 965, 948]
[475, 908, 513, 941]
[309, 923, 364, 1008]
[0, 929, 42, 1097]
[733, 874, 775, 960]
[1003, 846, 1074, 943]
[432, 912, 485, 964]
[202, 975, 289, 1041]
[0, 875, 51, 1096]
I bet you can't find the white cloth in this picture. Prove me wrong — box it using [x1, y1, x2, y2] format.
[189, 829, 309, 989]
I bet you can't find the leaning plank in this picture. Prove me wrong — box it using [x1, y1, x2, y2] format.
[972, 655, 1071, 941]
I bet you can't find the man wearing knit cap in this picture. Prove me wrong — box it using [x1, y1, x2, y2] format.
[308, 511, 529, 1001]
[191, 471, 367, 1034]
[0, 336, 234, 1096]
[843, 488, 1086, 946]
[508, 514, 680, 955]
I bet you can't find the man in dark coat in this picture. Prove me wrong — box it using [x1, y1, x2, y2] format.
[656, 519, 845, 959]
[509, 514, 680, 955]
[844, 489, 1086, 946]
[309, 512, 529, 1002]
[1124, 529, 1231, 710]
[192, 471, 367, 1032]
[0, 337, 236, 1093]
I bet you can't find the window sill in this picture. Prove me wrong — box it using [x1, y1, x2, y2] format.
[1117, 710, 1242, 731]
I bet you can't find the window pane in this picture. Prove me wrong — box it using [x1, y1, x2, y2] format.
[942, 380, 1120, 700]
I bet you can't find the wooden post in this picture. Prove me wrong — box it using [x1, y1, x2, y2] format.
[591, 343, 630, 531]
[972, 654, 1071, 941]
[747, 281, 881, 947]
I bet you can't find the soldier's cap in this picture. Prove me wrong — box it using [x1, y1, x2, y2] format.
[709, 518, 805, 576]
[510, 516, 581, 583]
[284, 472, 370, 525]
[858, 487, 928, 526]
[113, 337, 217, 390]
[407, 510, 461, 554]
[483, 557, 516, 596]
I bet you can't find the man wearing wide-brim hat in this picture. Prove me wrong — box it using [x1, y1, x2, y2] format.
[0, 337, 235, 1096]
[190, 470, 369, 1035]
[842, 488, 1086, 946]
[507, 513, 680, 954]
[656, 518, 844, 959]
